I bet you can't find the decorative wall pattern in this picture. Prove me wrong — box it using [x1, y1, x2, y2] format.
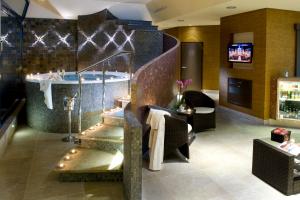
[77, 9, 163, 72]
[22, 18, 77, 73]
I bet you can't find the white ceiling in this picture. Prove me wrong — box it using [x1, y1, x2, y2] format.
[150, 0, 300, 29]
[24, 0, 300, 29]
[27, 0, 152, 20]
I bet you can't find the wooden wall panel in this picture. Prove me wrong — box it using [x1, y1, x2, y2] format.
[165, 26, 220, 90]
[220, 9, 267, 119]
[266, 9, 300, 119]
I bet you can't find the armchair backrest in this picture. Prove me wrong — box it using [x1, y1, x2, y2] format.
[183, 90, 215, 108]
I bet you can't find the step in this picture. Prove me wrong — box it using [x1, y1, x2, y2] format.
[54, 147, 123, 182]
[115, 97, 130, 108]
[116, 19, 153, 26]
[78, 124, 123, 152]
[102, 109, 124, 126]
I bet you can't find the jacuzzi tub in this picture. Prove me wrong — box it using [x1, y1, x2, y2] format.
[25, 71, 129, 133]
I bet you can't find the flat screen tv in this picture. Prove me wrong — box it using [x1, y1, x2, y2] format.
[228, 43, 253, 63]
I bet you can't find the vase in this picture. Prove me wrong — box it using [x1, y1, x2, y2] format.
[176, 92, 183, 103]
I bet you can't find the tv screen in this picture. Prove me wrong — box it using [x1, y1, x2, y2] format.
[228, 43, 253, 63]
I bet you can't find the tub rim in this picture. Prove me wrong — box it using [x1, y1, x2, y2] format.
[25, 71, 130, 84]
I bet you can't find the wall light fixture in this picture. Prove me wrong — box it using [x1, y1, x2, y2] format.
[31, 31, 47, 47]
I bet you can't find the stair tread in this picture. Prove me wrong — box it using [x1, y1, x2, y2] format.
[79, 124, 123, 141]
[55, 148, 123, 173]
[102, 109, 124, 119]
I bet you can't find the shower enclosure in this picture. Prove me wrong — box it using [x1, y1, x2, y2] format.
[0, 0, 29, 126]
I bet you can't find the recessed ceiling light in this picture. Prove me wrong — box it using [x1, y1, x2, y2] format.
[177, 19, 184, 22]
[226, 6, 237, 9]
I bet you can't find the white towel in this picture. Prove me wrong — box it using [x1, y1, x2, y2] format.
[146, 108, 171, 171]
[40, 80, 53, 109]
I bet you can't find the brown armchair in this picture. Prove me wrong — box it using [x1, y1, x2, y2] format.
[138, 105, 191, 160]
[183, 90, 216, 132]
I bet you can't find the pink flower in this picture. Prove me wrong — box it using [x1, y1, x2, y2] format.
[176, 79, 192, 93]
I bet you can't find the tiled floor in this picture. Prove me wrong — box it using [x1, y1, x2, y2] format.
[142, 107, 300, 200]
[0, 126, 124, 200]
[3, 106, 300, 200]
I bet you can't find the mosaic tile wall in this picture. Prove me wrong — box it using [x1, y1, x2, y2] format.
[131, 34, 180, 111]
[124, 34, 179, 200]
[22, 18, 77, 73]
[0, 16, 23, 111]
[124, 103, 142, 200]
[77, 9, 163, 72]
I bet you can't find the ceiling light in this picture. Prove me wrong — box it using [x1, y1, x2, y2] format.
[226, 6, 237, 9]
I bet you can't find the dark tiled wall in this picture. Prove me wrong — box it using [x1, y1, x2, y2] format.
[0, 16, 22, 111]
[22, 18, 77, 73]
[77, 10, 163, 72]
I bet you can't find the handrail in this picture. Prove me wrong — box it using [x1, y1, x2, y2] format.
[76, 50, 133, 134]
[76, 50, 132, 74]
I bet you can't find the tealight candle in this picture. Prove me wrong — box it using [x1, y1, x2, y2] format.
[65, 155, 70, 160]
[70, 149, 76, 154]
[58, 163, 64, 168]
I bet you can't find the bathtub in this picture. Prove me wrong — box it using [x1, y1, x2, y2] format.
[25, 71, 129, 133]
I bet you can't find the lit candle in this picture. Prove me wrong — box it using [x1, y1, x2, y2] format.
[65, 155, 70, 160]
[58, 163, 64, 168]
[49, 71, 52, 74]
[70, 149, 76, 154]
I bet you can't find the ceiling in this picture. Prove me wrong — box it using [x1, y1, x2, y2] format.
[24, 0, 300, 29]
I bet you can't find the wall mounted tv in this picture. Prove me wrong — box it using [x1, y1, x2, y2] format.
[228, 43, 253, 63]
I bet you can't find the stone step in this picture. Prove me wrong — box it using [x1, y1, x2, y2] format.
[115, 97, 130, 108]
[102, 109, 124, 126]
[54, 147, 123, 182]
[78, 124, 123, 153]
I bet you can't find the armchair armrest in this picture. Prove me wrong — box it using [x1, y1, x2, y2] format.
[164, 115, 189, 143]
[183, 90, 215, 108]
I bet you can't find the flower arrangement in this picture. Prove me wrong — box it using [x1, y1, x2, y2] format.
[175, 79, 192, 109]
[176, 79, 192, 95]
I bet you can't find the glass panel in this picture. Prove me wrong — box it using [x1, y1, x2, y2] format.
[278, 81, 300, 120]
[0, 3, 22, 125]
[3, 0, 26, 16]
